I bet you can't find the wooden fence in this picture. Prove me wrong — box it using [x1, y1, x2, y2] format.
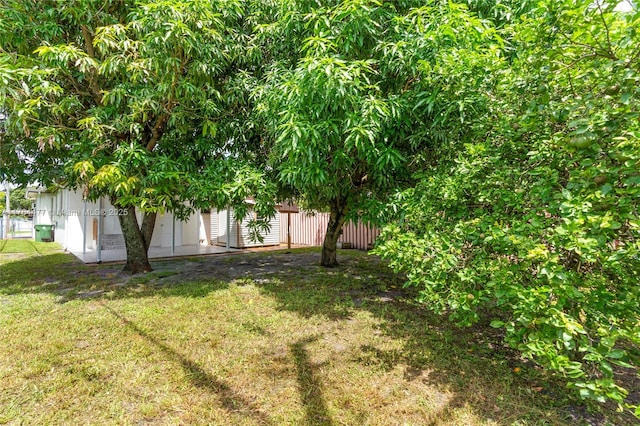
[279, 211, 380, 250]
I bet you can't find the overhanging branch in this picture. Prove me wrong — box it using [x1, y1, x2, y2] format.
[145, 113, 170, 151]
[80, 25, 103, 104]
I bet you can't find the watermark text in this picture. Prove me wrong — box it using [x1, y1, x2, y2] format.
[35, 208, 128, 216]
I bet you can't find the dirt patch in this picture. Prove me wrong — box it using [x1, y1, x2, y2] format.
[148, 251, 342, 284]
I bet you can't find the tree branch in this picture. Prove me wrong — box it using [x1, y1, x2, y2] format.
[402, 75, 419, 93]
[557, 30, 617, 61]
[81, 25, 96, 58]
[80, 25, 103, 104]
[594, 2, 616, 60]
[28, 117, 79, 132]
[145, 113, 170, 151]
[60, 70, 95, 100]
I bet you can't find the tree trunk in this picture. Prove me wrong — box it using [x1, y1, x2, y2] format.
[140, 212, 157, 251]
[320, 198, 348, 267]
[115, 203, 153, 274]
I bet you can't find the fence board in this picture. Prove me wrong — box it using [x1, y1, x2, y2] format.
[279, 211, 380, 250]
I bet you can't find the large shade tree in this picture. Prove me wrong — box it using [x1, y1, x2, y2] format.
[260, 0, 504, 267]
[0, 0, 271, 273]
[261, 0, 419, 267]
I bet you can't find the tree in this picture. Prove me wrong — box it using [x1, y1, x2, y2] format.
[375, 0, 640, 414]
[260, 0, 508, 267]
[261, 0, 418, 267]
[0, 0, 268, 273]
[0, 187, 34, 213]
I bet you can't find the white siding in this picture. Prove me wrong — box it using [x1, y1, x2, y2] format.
[210, 210, 219, 244]
[235, 210, 279, 248]
[210, 207, 279, 248]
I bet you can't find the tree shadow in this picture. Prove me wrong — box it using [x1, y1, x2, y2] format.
[103, 304, 273, 425]
[0, 251, 235, 301]
[1, 248, 632, 424]
[0, 248, 358, 318]
[0, 253, 87, 296]
[250, 256, 613, 425]
[290, 335, 333, 426]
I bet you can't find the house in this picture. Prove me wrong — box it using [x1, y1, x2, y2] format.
[32, 189, 282, 262]
[34, 189, 209, 259]
[33, 189, 380, 261]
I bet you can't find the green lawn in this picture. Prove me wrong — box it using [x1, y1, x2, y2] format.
[0, 238, 48, 254]
[0, 240, 631, 425]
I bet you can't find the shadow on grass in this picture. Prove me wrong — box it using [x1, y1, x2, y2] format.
[103, 304, 273, 425]
[1, 247, 628, 424]
[0, 250, 232, 301]
[0, 253, 89, 295]
[291, 335, 333, 426]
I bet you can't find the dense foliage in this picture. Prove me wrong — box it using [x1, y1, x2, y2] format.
[0, 0, 274, 272]
[258, 0, 403, 266]
[1, 0, 638, 414]
[0, 187, 33, 213]
[259, 0, 503, 266]
[375, 0, 640, 413]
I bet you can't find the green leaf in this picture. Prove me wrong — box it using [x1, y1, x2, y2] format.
[607, 349, 626, 359]
[490, 320, 505, 328]
[600, 184, 613, 196]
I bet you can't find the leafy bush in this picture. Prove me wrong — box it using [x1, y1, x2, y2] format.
[376, 0, 640, 414]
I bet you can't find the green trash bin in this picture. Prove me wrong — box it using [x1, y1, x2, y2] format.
[35, 224, 55, 242]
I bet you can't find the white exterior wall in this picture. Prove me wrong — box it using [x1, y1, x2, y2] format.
[211, 207, 279, 248]
[34, 190, 108, 251]
[210, 211, 219, 244]
[62, 191, 85, 251]
[142, 210, 201, 248]
[201, 212, 211, 245]
[34, 189, 205, 252]
[34, 189, 281, 252]
[149, 213, 181, 248]
[52, 191, 67, 248]
[217, 209, 229, 245]
[34, 193, 53, 225]
[182, 210, 199, 246]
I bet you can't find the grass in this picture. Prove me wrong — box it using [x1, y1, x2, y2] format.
[0, 240, 635, 425]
